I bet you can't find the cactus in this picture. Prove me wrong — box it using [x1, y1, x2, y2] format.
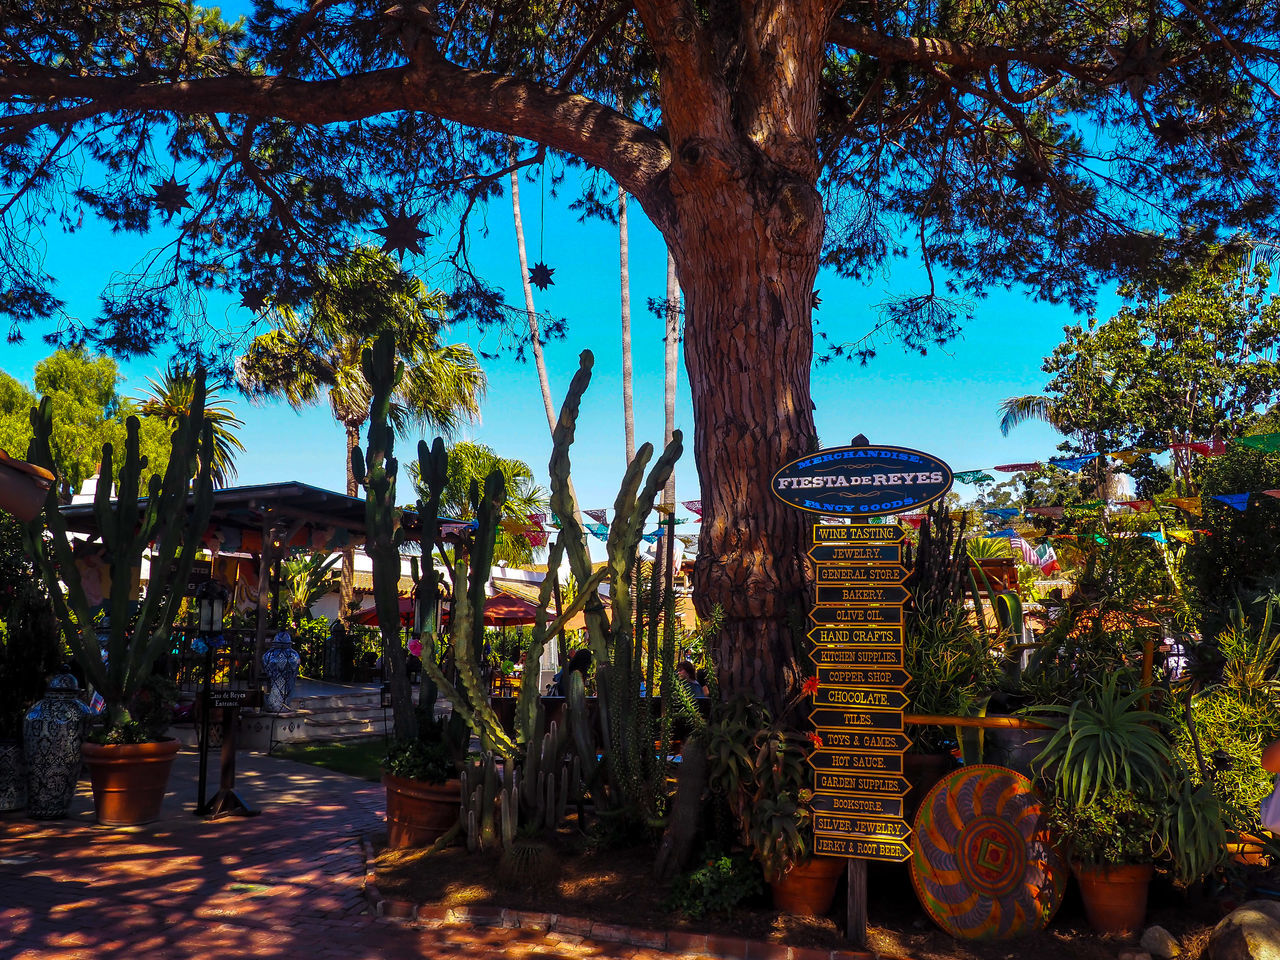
[23, 373, 216, 732]
[351, 333, 416, 741]
[548, 350, 683, 827]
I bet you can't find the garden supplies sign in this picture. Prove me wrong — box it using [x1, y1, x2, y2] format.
[771, 445, 953, 516]
[773, 443, 953, 865]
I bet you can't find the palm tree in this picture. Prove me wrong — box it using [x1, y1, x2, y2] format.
[413, 440, 548, 566]
[281, 552, 342, 622]
[620, 187, 635, 465]
[136, 362, 245, 487]
[237, 248, 486, 612]
[510, 143, 556, 435]
[997, 395, 1059, 437]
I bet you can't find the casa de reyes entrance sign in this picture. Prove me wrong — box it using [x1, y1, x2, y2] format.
[770, 439, 953, 871]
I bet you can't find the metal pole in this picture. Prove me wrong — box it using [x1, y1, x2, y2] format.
[195, 641, 212, 815]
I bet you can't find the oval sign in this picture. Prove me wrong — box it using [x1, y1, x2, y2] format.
[771, 444, 953, 517]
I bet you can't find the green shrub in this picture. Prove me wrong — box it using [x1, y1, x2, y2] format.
[1047, 790, 1159, 866]
[665, 849, 763, 919]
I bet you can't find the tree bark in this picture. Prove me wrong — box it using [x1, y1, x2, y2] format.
[670, 176, 821, 712]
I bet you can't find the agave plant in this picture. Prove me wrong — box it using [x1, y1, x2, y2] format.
[1030, 674, 1173, 806]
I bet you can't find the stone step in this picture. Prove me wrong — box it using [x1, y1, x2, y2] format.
[291, 692, 383, 711]
[302, 714, 391, 738]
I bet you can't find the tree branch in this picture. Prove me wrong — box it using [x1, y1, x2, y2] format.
[0, 60, 673, 208]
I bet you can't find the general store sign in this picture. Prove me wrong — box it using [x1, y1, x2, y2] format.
[770, 444, 953, 516]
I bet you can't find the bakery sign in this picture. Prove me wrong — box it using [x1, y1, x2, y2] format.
[770, 444, 953, 516]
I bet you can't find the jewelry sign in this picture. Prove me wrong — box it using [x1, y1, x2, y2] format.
[772, 441, 953, 866]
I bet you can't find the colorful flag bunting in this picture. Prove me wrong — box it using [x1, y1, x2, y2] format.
[986, 528, 1018, 538]
[994, 462, 1041, 473]
[1171, 440, 1226, 457]
[528, 530, 548, 548]
[1168, 530, 1197, 543]
[682, 500, 703, 515]
[1235, 434, 1280, 454]
[1266, 490, 1280, 499]
[1049, 453, 1100, 472]
[1139, 532, 1167, 543]
[1116, 500, 1154, 511]
[585, 522, 609, 540]
[641, 530, 662, 543]
[1035, 543, 1059, 574]
[954, 470, 995, 484]
[984, 508, 1021, 520]
[1168, 497, 1202, 516]
[584, 509, 607, 523]
[1010, 534, 1040, 566]
[1212, 493, 1250, 511]
[1025, 506, 1066, 518]
[527, 513, 546, 525]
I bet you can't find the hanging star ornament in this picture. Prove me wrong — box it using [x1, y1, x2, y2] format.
[1009, 157, 1046, 194]
[528, 261, 555, 290]
[374, 206, 430, 257]
[239, 286, 268, 313]
[149, 176, 192, 218]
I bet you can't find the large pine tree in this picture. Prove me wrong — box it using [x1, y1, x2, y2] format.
[3, 0, 1279, 706]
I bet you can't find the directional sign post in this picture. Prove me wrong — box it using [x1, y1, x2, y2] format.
[773, 439, 954, 945]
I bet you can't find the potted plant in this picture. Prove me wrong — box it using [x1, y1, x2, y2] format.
[1045, 789, 1160, 934]
[382, 705, 469, 848]
[22, 377, 216, 826]
[708, 699, 839, 915]
[1030, 675, 1173, 933]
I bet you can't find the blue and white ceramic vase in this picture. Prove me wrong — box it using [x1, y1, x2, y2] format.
[23, 672, 92, 819]
[0, 740, 26, 812]
[262, 631, 301, 712]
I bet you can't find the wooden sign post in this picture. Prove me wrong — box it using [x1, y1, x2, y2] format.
[771, 437, 953, 947]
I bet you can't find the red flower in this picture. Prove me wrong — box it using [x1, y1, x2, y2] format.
[808, 732, 823, 748]
[802, 675, 819, 696]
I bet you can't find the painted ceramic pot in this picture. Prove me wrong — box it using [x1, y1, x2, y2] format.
[262, 632, 301, 712]
[23, 672, 91, 819]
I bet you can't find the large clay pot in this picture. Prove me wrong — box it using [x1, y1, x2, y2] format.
[769, 855, 846, 916]
[383, 771, 461, 848]
[262, 632, 301, 712]
[1073, 861, 1154, 934]
[81, 738, 181, 826]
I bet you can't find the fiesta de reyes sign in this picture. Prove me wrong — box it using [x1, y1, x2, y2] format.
[770, 444, 953, 516]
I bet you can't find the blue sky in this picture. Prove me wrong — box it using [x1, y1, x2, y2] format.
[3, 166, 1101, 523]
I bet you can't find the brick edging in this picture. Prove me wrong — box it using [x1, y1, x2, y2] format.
[359, 835, 896, 960]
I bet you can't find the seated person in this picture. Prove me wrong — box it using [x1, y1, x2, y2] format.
[675, 660, 706, 698]
[550, 648, 593, 696]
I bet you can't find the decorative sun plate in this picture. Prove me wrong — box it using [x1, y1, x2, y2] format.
[909, 764, 1067, 940]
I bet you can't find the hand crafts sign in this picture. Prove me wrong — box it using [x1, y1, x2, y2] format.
[771, 444, 953, 516]
[773, 439, 954, 866]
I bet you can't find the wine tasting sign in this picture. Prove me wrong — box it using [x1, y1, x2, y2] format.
[770, 444, 953, 516]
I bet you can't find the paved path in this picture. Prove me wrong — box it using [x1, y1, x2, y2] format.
[0, 749, 667, 960]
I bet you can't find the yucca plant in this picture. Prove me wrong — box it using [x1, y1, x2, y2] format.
[1029, 675, 1173, 806]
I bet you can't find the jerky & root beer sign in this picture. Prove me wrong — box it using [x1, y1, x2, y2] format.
[771, 444, 953, 516]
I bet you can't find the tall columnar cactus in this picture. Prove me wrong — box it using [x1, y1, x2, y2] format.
[350, 332, 415, 741]
[549, 350, 683, 824]
[23, 374, 216, 731]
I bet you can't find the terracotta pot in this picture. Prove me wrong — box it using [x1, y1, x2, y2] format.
[81, 738, 181, 826]
[1073, 861, 1153, 934]
[383, 771, 461, 849]
[769, 855, 846, 916]
[0, 449, 55, 523]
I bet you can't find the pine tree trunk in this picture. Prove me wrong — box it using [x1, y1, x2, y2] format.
[669, 176, 823, 714]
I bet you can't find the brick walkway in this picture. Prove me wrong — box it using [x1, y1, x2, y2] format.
[0, 750, 674, 960]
